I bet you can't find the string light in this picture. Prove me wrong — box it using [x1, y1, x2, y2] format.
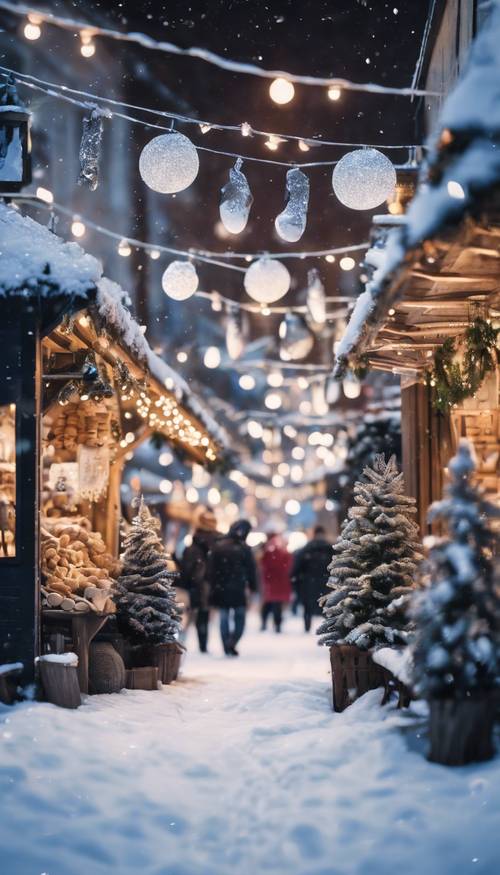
[23, 14, 41, 40]
[447, 180, 466, 200]
[298, 140, 310, 152]
[327, 86, 341, 101]
[269, 77, 295, 105]
[35, 187, 53, 203]
[340, 256, 356, 271]
[162, 260, 199, 301]
[71, 218, 86, 238]
[207, 487, 221, 506]
[285, 499, 301, 515]
[291, 446, 305, 460]
[247, 420, 264, 439]
[159, 479, 173, 494]
[149, 248, 161, 260]
[185, 485, 199, 503]
[159, 450, 173, 466]
[267, 371, 284, 388]
[118, 238, 132, 257]
[204, 346, 221, 369]
[265, 392, 282, 410]
[239, 374, 256, 391]
[80, 30, 96, 57]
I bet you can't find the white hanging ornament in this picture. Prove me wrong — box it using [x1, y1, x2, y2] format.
[162, 260, 198, 301]
[78, 108, 105, 191]
[311, 382, 329, 416]
[342, 371, 362, 399]
[279, 313, 314, 361]
[225, 304, 246, 360]
[326, 376, 340, 405]
[219, 158, 253, 234]
[139, 132, 199, 193]
[332, 148, 396, 210]
[306, 268, 326, 330]
[275, 167, 309, 242]
[244, 257, 290, 304]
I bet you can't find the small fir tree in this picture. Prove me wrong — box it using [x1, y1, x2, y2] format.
[317, 454, 422, 650]
[411, 441, 499, 699]
[116, 497, 182, 645]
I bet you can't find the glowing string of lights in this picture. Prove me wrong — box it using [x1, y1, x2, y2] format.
[0, 2, 442, 97]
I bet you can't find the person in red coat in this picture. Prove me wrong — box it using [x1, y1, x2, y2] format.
[259, 532, 292, 633]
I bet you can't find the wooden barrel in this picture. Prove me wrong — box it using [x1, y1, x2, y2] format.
[38, 660, 81, 709]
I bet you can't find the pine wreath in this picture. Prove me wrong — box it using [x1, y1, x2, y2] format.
[430, 317, 498, 413]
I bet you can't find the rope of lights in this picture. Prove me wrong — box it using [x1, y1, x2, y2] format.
[19, 196, 370, 271]
[0, 66, 423, 153]
[0, 2, 442, 97]
[1, 69, 420, 169]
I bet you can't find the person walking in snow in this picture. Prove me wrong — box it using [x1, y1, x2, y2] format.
[207, 519, 257, 656]
[291, 525, 332, 632]
[180, 506, 219, 653]
[259, 531, 292, 633]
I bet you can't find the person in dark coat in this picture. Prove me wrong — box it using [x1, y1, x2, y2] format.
[259, 533, 292, 633]
[180, 507, 219, 652]
[291, 525, 333, 632]
[207, 519, 257, 656]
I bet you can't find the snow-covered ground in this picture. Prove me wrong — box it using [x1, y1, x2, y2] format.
[1, 610, 499, 875]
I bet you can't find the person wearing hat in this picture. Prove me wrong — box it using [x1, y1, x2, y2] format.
[180, 506, 219, 653]
[207, 519, 257, 656]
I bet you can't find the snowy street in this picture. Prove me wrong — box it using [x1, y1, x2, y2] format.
[1, 611, 499, 875]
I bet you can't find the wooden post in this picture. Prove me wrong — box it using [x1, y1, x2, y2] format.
[401, 382, 453, 536]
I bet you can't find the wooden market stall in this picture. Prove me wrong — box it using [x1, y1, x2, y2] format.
[333, 10, 500, 533]
[0, 204, 226, 689]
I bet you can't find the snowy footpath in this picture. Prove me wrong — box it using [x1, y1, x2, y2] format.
[1, 611, 499, 875]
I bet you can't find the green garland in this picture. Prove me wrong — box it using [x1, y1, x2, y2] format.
[430, 317, 499, 413]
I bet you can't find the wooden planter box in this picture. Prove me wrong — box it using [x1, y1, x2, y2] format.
[330, 645, 386, 712]
[38, 659, 81, 709]
[125, 666, 159, 691]
[152, 642, 184, 685]
[428, 695, 496, 765]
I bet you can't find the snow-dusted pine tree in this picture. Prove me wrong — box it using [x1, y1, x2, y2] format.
[317, 454, 421, 650]
[411, 440, 499, 700]
[116, 497, 182, 645]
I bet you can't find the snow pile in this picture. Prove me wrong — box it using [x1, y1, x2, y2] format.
[0, 204, 100, 297]
[333, 0, 500, 370]
[372, 647, 413, 687]
[35, 653, 79, 667]
[1, 612, 499, 875]
[0, 662, 23, 676]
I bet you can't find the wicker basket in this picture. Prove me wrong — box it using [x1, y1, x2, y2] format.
[89, 642, 126, 694]
[329, 644, 386, 712]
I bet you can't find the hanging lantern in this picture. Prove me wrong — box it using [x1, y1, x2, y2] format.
[274, 167, 309, 243]
[139, 132, 199, 193]
[220, 158, 253, 234]
[332, 148, 396, 211]
[279, 313, 314, 361]
[0, 76, 31, 193]
[244, 257, 290, 304]
[306, 268, 326, 330]
[225, 304, 246, 360]
[162, 261, 198, 301]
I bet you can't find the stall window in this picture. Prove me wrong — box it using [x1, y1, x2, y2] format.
[0, 404, 16, 557]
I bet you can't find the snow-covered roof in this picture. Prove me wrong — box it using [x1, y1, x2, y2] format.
[0, 204, 228, 454]
[334, 0, 500, 374]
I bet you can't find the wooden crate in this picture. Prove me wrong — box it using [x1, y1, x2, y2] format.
[125, 666, 159, 691]
[330, 645, 386, 712]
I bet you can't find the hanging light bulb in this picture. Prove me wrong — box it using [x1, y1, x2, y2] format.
[306, 268, 326, 329]
[225, 304, 246, 360]
[162, 260, 198, 300]
[297, 376, 309, 390]
[298, 140, 310, 152]
[244, 258, 290, 304]
[80, 30, 96, 57]
[204, 346, 221, 369]
[279, 313, 314, 361]
[265, 392, 282, 410]
[267, 371, 284, 388]
[269, 78, 295, 105]
[118, 238, 132, 257]
[71, 219, 86, 238]
[342, 372, 362, 399]
[327, 86, 341, 101]
[285, 499, 301, 516]
[149, 249, 161, 260]
[247, 420, 264, 439]
[339, 256, 356, 271]
[239, 374, 256, 391]
[24, 15, 42, 40]
[291, 446, 305, 460]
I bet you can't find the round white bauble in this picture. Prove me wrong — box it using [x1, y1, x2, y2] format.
[244, 258, 291, 304]
[332, 148, 396, 211]
[162, 261, 199, 301]
[139, 133, 199, 193]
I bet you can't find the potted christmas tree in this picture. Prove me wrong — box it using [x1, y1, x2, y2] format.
[411, 441, 499, 765]
[115, 497, 184, 685]
[317, 454, 421, 711]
